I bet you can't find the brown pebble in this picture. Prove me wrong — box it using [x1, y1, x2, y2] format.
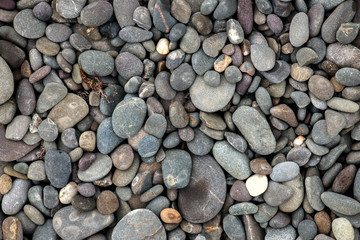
[270, 104, 298, 127]
[214, 54, 232, 72]
[111, 144, 134, 170]
[230, 180, 252, 202]
[4, 165, 28, 179]
[96, 190, 119, 215]
[20, 60, 31, 78]
[308, 75, 334, 101]
[240, 61, 255, 76]
[2, 216, 22, 240]
[319, 60, 338, 76]
[178, 126, 195, 142]
[0, 174, 12, 195]
[332, 164, 357, 193]
[240, 39, 251, 56]
[290, 63, 313, 82]
[160, 208, 182, 224]
[222, 44, 235, 55]
[330, 76, 344, 93]
[314, 211, 331, 234]
[29, 65, 51, 84]
[250, 158, 273, 175]
[282, 42, 294, 54]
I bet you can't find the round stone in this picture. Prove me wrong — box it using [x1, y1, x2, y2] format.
[170, 63, 196, 91]
[111, 209, 166, 240]
[298, 220, 318, 240]
[190, 75, 235, 112]
[178, 155, 226, 223]
[78, 50, 114, 77]
[38, 118, 58, 142]
[97, 190, 119, 215]
[80, 1, 113, 27]
[289, 12, 309, 47]
[138, 135, 160, 158]
[115, 52, 143, 80]
[77, 153, 113, 182]
[332, 218, 354, 240]
[14, 9, 46, 39]
[97, 117, 124, 155]
[250, 44, 276, 72]
[270, 162, 300, 182]
[245, 174, 268, 197]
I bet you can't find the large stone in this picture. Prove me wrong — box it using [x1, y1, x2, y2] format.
[178, 155, 226, 223]
[48, 93, 89, 132]
[44, 150, 71, 188]
[78, 50, 114, 77]
[162, 150, 192, 189]
[2, 179, 31, 215]
[53, 206, 114, 240]
[0, 56, 13, 105]
[232, 106, 276, 155]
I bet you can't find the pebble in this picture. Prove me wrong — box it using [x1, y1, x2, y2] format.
[119, 26, 153, 43]
[335, 67, 360, 87]
[265, 225, 297, 240]
[160, 208, 182, 224]
[0, 174, 12, 195]
[33, 2, 52, 21]
[314, 211, 332, 234]
[53, 206, 114, 240]
[232, 106, 276, 155]
[14, 9, 46, 39]
[245, 174, 268, 197]
[270, 104, 298, 127]
[289, 12, 309, 47]
[229, 202, 258, 215]
[263, 181, 293, 207]
[179, 26, 201, 54]
[332, 217, 355, 240]
[2, 217, 23, 240]
[43, 185, 59, 209]
[78, 50, 114, 77]
[2, 179, 31, 215]
[113, 154, 140, 187]
[327, 97, 359, 113]
[45, 150, 71, 188]
[5, 115, 31, 141]
[250, 44, 276, 71]
[178, 155, 226, 223]
[115, 52, 143, 80]
[162, 149, 192, 189]
[38, 118, 58, 142]
[298, 219, 318, 240]
[326, 43, 360, 69]
[0, 57, 14, 105]
[24, 204, 45, 225]
[332, 164, 357, 193]
[97, 190, 119, 215]
[230, 180, 252, 202]
[213, 140, 251, 180]
[112, 97, 147, 138]
[78, 153, 112, 182]
[270, 162, 300, 182]
[186, 128, 214, 156]
[192, 49, 216, 75]
[260, 60, 291, 84]
[190, 75, 235, 112]
[80, 1, 113, 27]
[305, 176, 325, 211]
[321, 191, 360, 216]
[213, 0, 237, 20]
[97, 117, 124, 155]
[111, 209, 166, 240]
[56, 0, 86, 19]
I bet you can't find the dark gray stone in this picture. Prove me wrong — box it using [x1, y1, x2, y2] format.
[45, 150, 71, 188]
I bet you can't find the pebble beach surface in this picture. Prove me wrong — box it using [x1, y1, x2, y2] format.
[1, 0, 360, 239]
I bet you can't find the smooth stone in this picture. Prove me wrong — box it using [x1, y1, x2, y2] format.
[24, 204, 45, 225]
[113, 154, 140, 187]
[14, 9, 46, 39]
[212, 141, 251, 180]
[263, 181, 293, 207]
[265, 226, 296, 240]
[255, 87, 272, 115]
[290, 91, 310, 108]
[166, 49, 185, 69]
[321, 0, 356, 43]
[255, 0, 273, 14]
[2, 179, 31, 215]
[27, 185, 50, 217]
[33, 219, 57, 240]
[155, 72, 176, 100]
[111, 209, 166, 240]
[170, 63, 195, 91]
[138, 135, 160, 158]
[146, 196, 170, 216]
[119, 26, 153, 43]
[162, 149, 192, 189]
[97, 117, 124, 155]
[16, 79, 35, 116]
[230, 180, 252, 202]
[250, 44, 276, 72]
[43, 185, 59, 209]
[169, 23, 187, 42]
[186, 128, 214, 156]
[355, 169, 360, 201]
[259, 60, 290, 84]
[78, 50, 114, 77]
[44, 150, 71, 188]
[270, 162, 300, 182]
[286, 146, 311, 166]
[213, 0, 237, 20]
[78, 153, 112, 182]
[0, 101, 16, 125]
[80, 1, 113, 27]
[308, 4, 325, 37]
[56, 0, 86, 19]
[97, 190, 119, 215]
[305, 176, 325, 211]
[113, 0, 139, 28]
[335, 67, 360, 86]
[0, 26, 27, 48]
[326, 43, 360, 70]
[191, 49, 216, 75]
[332, 217, 355, 240]
[336, 22, 360, 44]
[202, 32, 227, 58]
[180, 26, 201, 54]
[254, 203, 278, 223]
[321, 192, 360, 216]
[269, 212, 291, 229]
[53, 206, 114, 240]
[5, 115, 31, 141]
[171, 0, 191, 24]
[144, 113, 167, 138]
[232, 106, 276, 155]
[0, 40, 25, 69]
[229, 202, 258, 215]
[48, 93, 89, 132]
[308, 0, 346, 10]
[270, 104, 298, 127]
[45, 23, 71, 43]
[133, 6, 152, 30]
[289, 12, 309, 47]
[224, 132, 247, 153]
[112, 97, 147, 138]
[2, 217, 23, 240]
[325, 109, 346, 137]
[58, 182, 78, 205]
[267, 14, 283, 34]
[327, 97, 359, 113]
[296, 47, 319, 66]
[111, 144, 134, 170]
[190, 75, 235, 112]
[38, 118, 58, 142]
[290, 63, 314, 82]
[27, 160, 46, 181]
[0, 57, 13, 105]
[178, 155, 226, 223]
[306, 37, 327, 64]
[115, 52, 143, 80]
[153, 0, 177, 33]
[204, 70, 221, 87]
[223, 215, 246, 240]
[279, 174, 304, 213]
[245, 174, 268, 197]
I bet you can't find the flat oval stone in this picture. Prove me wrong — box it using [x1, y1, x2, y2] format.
[265, 226, 297, 240]
[119, 26, 153, 43]
[192, 49, 216, 75]
[48, 93, 89, 132]
[327, 97, 359, 113]
[2, 217, 23, 240]
[16, 79, 35, 116]
[259, 60, 290, 84]
[187, 128, 214, 156]
[178, 155, 226, 223]
[213, 140, 251, 180]
[180, 26, 201, 54]
[232, 106, 276, 155]
[170, 63, 195, 91]
[223, 215, 246, 240]
[250, 44, 275, 72]
[113, 154, 140, 187]
[78, 153, 112, 182]
[321, 191, 360, 216]
[335, 67, 360, 87]
[112, 97, 147, 138]
[263, 181, 293, 207]
[0, 56, 14, 105]
[305, 176, 325, 211]
[14, 9, 46, 39]
[326, 43, 360, 70]
[1, 179, 31, 215]
[97, 117, 124, 155]
[332, 218, 354, 240]
[229, 202, 258, 215]
[202, 32, 227, 58]
[289, 12, 309, 47]
[111, 209, 166, 240]
[78, 50, 114, 77]
[53, 206, 114, 240]
[56, 0, 86, 19]
[113, 0, 139, 28]
[190, 75, 235, 112]
[279, 174, 304, 213]
[270, 161, 300, 182]
[80, 1, 113, 27]
[115, 52, 143, 80]
[0, 40, 25, 69]
[162, 149, 192, 189]
[45, 23, 71, 43]
[45, 150, 71, 188]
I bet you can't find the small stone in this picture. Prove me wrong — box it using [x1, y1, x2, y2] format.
[160, 208, 182, 224]
[230, 180, 252, 202]
[213, 0, 237, 20]
[115, 52, 143, 80]
[214, 54, 232, 72]
[16, 79, 35, 116]
[332, 217, 354, 240]
[14, 9, 46, 39]
[225, 65, 242, 84]
[289, 12, 309, 47]
[250, 158, 272, 175]
[0, 174, 12, 195]
[314, 211, 331, 234]
[5, 115, 30, 141]
[2, 217, 23, 240]
[187, 128, 214, 156]
[296, 47, 319, 66]
[24, 204, 45, 225]
[169, 101, 188, 128]
[336, 22, 360, 44]
[80, 1, 113, 27]
[27, 160, 46, 181]
[202, 32, 227, 58]
[170, 63, 195, 91]
[321, 191, 360, 216]
[59, 182, 78, 204]
[332, 164, 357, 193]
[191, 12, 213, 35]
[270, 104, 298, 127]
[263, 181, 293, 207]
[290, 63, 313, 82]
[335, 67, 360, 87]
[298, 220, 318, 240]
[79, 131, 96, 152]
[71, 195, 96, 211]
[113, 0, 139, 28]
[327, 97, 359, 113]
[34, 3, 52, 22]
[250, 44, 276, 71]
[229, 202, 258, 215]
[290, 91, 310, 108]
[192, 49, 216, 75]
[226, 19, 244, 44]
[78, 153, 113, 182]
[204, 70, 221, 87]
[45, 150, 71, 188]
[138, 135, 160, 158]
[259, 60, 290, 84]
[97, 117, 124, 155]
[171, 0, 191, 24]
[78, 50, 114, 77]
[180, 27, 201, 54]
[305, 176, 325, 211]
[245, 174, 268, 197]
[43, 185, 59, 209]
[97, 190, 119, 215]
[119, 26, 153, 43]
[153, 0, 177, 33]
[56, 0, 86, 19]
[267, 14, 283, 34]
[133, 6, 152, 30]
[270, 162, 300, 182]
[38, 118, 58, 142]
[286, 146, 311, 166]
[2, 179, 31, 215]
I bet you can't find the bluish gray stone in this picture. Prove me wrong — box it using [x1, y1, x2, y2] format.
[97, 117, 124, 155]
[78, 50, 114, 77]
[45, 150, 71, 188]
[1, 179, 31, 215]
[270, 162, 300, 182]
